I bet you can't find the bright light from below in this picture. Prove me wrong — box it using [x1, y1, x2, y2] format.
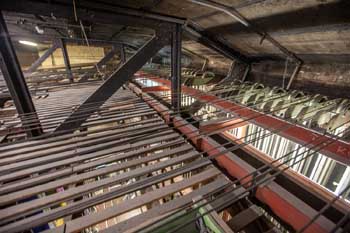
[19, 40, 38, 47]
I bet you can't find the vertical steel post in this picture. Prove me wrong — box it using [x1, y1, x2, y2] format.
[0, 11, 42, 137]
[171, 24, 182, 112]
[59, 39, 74, 83]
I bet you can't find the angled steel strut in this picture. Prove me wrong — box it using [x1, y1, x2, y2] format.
[55, 31, 172, 132]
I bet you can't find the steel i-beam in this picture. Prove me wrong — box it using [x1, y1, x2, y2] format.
[0, 11, 42, 137]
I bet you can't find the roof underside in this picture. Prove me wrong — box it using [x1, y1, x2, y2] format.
[5, 0, 350, 64]
[110, 0, 350, 63]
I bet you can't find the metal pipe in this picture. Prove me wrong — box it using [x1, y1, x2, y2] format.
[189, 0, 302, 64]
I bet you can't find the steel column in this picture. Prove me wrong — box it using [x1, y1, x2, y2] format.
[171, 24, 182, 112]
[55, 34, 170, 132]
[26, 40, 59, 73]
[58, 39, 73, 83]
[0, 12, 42, 137]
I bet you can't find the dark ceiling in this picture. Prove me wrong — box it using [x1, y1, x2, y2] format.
[121, 0, 350, 62]
[3, 0, 350, 68]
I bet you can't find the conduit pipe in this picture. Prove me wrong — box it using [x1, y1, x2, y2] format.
[189, 0, 303, 88]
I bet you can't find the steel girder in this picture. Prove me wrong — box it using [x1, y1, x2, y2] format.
[0, 0, 185, 133]
[0, 12, 42, 137]
[145, 76, 350, 166]
[55, 33, 172, 132]
[129, 83, 346, 233]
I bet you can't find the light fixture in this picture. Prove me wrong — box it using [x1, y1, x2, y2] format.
[19, 40, 38, 47]
[35, 25, 44, 34]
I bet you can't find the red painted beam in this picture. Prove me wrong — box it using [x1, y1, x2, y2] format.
[141, 86, 170, 92]
[199, 118, 248, 135]
[171, 116, 335, 233]
[144, 76, 350, 166]
[129, 82, 337, 233]
[222, 131, 350, 214]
